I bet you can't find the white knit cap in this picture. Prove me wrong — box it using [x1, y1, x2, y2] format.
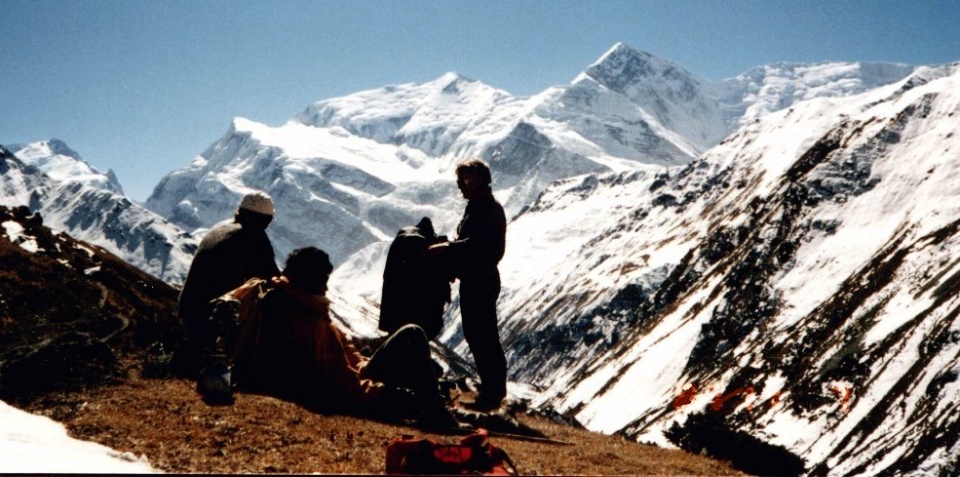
[238, 191, 274, 216]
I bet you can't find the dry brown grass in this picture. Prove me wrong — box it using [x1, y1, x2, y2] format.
[24, 374, 744, 476]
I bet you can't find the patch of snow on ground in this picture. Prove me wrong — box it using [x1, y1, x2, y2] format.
[2, 220, 39, 253]
[0, 400, 156, 473]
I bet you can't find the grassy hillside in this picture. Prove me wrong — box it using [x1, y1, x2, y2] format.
[1, 204, 742, 474]
[25, 375, 742, 475]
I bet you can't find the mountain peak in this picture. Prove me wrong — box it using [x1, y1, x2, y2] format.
[433, 71, 477, 95]
[44, 138, 81, 158]
[8, 139, 126, 196]
[10, 138, 83, 163]
[587, 43, 659, 80]
[1, 144, 16, 161]
[574, 43, 725, 149]
[436, 71, 473, 83]
[583, 43, 705, 99]
[599, 42, 647, 60]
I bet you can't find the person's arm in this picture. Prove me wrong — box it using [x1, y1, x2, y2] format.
[447, 199, 506, 264]
[425, 242, 449, 258]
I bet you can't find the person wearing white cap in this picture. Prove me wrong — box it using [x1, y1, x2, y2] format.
[178, 191, 280, 373]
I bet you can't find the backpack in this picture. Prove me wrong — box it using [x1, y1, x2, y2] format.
[379, 218, 451, 340]
[385, 428, 517, 475]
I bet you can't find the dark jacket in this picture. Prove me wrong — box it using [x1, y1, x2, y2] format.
[379, 224, 451, 339]
[449, 192, 506, 280]
[178, 221, 279, 331]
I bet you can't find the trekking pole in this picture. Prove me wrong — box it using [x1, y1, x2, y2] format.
[444, 426, 573, 446]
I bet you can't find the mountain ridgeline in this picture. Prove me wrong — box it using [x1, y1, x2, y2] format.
[4, 43, 959, 475]
[490, 62, 960, 476]
[2, 143, 196, 284]
[145, 44, 916, 267]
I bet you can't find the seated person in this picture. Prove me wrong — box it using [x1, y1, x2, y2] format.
[218, 246, 460, 430]
[179, 191, 279, 363]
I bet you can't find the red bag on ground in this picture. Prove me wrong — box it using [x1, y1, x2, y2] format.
[385, 428, 517, 475]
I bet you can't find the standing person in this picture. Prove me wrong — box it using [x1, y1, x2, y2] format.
[178, 191, 280, 359]
[430, 158, 507, 411]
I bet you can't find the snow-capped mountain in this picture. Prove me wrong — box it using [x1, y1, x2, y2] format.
[145, 117, 459, 266]
[716, 60, 917, 129]
[19, 40, 943, 474]
[146, 44, 917, 277]
[0, 144, 196, 284]
[577, 43, 729, 153]
[482, 63, 960, 475]
[145, 44, 745, 267]
[10, 140, 125, 195]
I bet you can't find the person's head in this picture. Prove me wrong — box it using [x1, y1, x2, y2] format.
[415, 217, 436, 240]
[234, 191, 274, 230]
[282, 247, 334, 294]
[455, 158, 492, 200]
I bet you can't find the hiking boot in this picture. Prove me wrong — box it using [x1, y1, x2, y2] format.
[197, 362, 234, 405]
[462, 393, 503, 412]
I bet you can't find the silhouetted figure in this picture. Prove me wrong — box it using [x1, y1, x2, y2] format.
[178, 191, 279, 360]
[430, 158, 507, 411]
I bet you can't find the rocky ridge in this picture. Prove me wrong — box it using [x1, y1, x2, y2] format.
[484, 63, 960, 475]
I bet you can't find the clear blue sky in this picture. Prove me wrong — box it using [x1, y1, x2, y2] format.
[3, 0, 958, 202]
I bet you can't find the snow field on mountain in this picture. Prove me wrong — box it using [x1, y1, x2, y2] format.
[471, 62, 960, 475]
[2, 145, 196, 284]
[583, 44, 729, 153]
[501, 175, 653, 296]
[541, 77, 701, 160]
[494, 168, 717, 420]
[40, 184, 194, 284]
[776, 72, 960, 324]
[234, 118, 444, 184]
[296, 72, 528, 161]
[720, 61, 917, 128]
[11, 140, 123, 194]
[555, 277, 722, 437]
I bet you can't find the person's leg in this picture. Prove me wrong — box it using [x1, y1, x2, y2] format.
[190, 300, 237, 404]
[364, 325, 458, 428]
[364, 325, 440, 399]
[460, 278, 507, 406]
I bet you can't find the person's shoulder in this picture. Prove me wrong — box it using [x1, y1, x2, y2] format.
[210, 220, 241, 234]
[198, 220, 241, 246]
[483, 194, 506, 214]
[471, 193, 501, 207]
[483, 192, 503, 206]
